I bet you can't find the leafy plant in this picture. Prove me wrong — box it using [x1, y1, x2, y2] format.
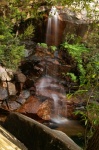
[37, 43, 48, 49]
[0, 18, 25, 69]
[61, 42, 89, 84]
[21, 23, 35, 40]
[66, 72, 77, 82]
[50, 45, 57, 52]
[74, 82, 99, 149]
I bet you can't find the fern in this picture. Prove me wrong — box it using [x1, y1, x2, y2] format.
[61, 42, 89, 84]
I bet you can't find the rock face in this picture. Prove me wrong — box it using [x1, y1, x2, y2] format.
[32, 7, 90, 46]
[3, 112, 82, 150]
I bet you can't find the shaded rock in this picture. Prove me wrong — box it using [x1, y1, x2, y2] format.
[7, 82, 16, 96]
[0, 87, 8, 100]
[24, 78, 34, 89]
[16, 95, 26, 105]
[19, 90, 30, 99]
[20, 53, 71, 81]
[14, 71, 27, 94]
[22, 40, 36, 57]
[3, 112, 82, 150]
[14, 71, 26, 83]
[2, 100, 21, 111]
[35, 45, 51, 57]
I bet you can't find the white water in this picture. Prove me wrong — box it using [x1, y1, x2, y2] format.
[36, 76, 67, 124]
[38, 7, 67, 124]
[46, 6, 59, 46]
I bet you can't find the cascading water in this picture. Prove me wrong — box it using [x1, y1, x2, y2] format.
[46, 6, 59, 46]
[36, 75, 68, 124]
[36, 6, 68, 124]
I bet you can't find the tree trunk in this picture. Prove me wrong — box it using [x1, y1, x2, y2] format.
[86, 126, 99, 150]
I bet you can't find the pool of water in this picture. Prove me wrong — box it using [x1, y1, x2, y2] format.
[44, 118, 85, 148]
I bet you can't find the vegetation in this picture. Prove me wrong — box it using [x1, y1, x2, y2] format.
[61, 32, 99, 149]
[61, 42, 90, 84]
[61, 27, 99, 147]
[21, 23, 35, 40]
[0, 18, 25, 69]
[37, 43, 48, 49]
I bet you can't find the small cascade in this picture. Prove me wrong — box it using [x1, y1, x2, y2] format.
[46, 6, 59, 46]
[36, 75, 68, 124]
[36, 6, 68, 124]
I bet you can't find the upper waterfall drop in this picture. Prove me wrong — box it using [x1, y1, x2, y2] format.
[49, 6, 58, 17]
[46, 6, 59, 46]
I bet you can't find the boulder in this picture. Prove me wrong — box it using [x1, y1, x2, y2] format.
[7, 82, 16, 96]
[3, 112, 82, 150]
[0, 66, 12, 81]
[0, 87, 8, 100]
[17, 96, 41, 116]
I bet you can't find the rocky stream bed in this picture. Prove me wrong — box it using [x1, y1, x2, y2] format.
[0, 41, 86, 148]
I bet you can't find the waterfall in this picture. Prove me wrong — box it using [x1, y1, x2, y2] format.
[46, 6, 59, 46]
[36, 6, 68, 124]
[36, 76, 68, 124]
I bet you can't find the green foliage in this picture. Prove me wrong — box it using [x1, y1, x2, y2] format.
[21, 24, 35, 40]
[37, 43, 48, 49]
[66, 72, 77, 82]
[86, 53, 99, 86]
[62, 72, 77, 82]
[87, 102, 99, 126]
[74, 82, 99, 148]
[84, 25, 99, 86]
[61, 42, 89, 84]
[50, 45, 57, 52]
[74, 100, 99, 144]
[0, 18, 25, 69]
[44, 0, 94, 6]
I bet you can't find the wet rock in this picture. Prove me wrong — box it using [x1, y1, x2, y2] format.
[37, 100, 52, 120]
[17, 96, 41, 115]
[35, 76, 69, 119]
[35, 76, 66, 100]
[38, 57, 71, 77]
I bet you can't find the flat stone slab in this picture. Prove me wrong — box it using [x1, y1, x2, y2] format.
[0, 125, 27, 150]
